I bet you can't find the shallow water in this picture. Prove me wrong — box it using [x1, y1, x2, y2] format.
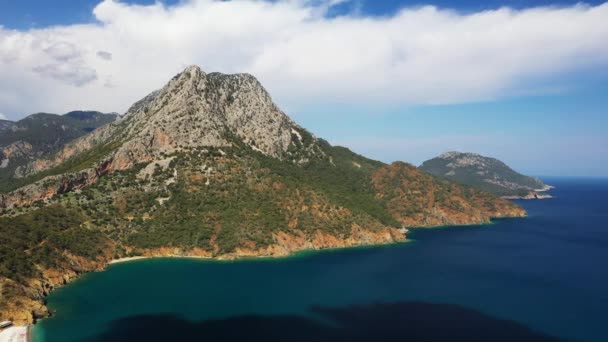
[33, 178, 608, 341]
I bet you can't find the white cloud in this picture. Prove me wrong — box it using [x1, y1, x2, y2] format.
[96, 50, 112, 61]
[32, 63, 98, 86]
[0, 112, 7, 120]
[0, 0, 607, 117]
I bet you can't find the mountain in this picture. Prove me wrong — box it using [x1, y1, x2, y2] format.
[420, 152, 552, 198]
[0, 66, 525, 324]
[0, 111, 119, 189]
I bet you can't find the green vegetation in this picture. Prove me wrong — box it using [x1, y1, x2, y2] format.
[0, 205, 107, 281]
[17, 139, 396, 256]
[258, 141, 399, 227]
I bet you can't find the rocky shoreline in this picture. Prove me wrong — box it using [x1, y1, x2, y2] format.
[1, 226, 406, 328]
[501, 185, 555, 200]
[1, 203, 527, 339]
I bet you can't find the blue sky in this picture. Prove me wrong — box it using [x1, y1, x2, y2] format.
[1, 0, 607, 176]
[3, 0, 608, 29]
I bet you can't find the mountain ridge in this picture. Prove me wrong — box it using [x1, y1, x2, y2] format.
[0, 111, 118, 189]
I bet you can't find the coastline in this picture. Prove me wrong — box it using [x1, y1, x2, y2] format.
[28, 236, 410, 341]
[501, 184, 554, 200]
[535, 185, 555, 192]
[108, 240, 415, 266]
[107, 256, 150, 264]
[15, 211, 527, 340]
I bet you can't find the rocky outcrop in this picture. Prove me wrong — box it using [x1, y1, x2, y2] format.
[0, 160, 112, 210]
[0, 250, 114, 325]
[0, 141, 33, 171]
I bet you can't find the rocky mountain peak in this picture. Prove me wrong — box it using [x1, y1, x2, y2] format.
[13, 65, 322, 177]
[112, 65, 313, 167]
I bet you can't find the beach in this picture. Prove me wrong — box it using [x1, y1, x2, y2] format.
[0, 326, 29, 342]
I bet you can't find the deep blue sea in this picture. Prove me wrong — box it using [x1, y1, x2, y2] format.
[33, 178, 608, 342]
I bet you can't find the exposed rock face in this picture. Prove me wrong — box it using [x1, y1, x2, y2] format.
[420, 151, 550, 198]
[113, 66, 304, 166]
[0, 251, 113, 325]
[0, 160, 112, 210]
[22, 66, 318, 179]
[0, 141, 33, 170]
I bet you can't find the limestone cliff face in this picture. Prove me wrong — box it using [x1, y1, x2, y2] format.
[119, 66, 302, 158]
[0, 160, 112, 210]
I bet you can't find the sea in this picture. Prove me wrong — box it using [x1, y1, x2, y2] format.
[32, 177, 608, 342]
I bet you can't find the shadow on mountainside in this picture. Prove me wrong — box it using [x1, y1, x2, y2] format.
[86, 301, 564, 342]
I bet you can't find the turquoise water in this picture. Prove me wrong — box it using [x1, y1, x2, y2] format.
[33, 178, 608, 341]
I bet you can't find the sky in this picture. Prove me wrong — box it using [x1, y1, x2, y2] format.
[0, 0, 607, 177]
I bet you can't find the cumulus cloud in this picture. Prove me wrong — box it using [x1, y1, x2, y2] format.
[0, 0, 607, 116]
[0, 112, 7, 120]
[44, 42, 81, 61]
[96, 50, 112, 60]
[32, 63, 98, 86]
[28, 41, 98, 86]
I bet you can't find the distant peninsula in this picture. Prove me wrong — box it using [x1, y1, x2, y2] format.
[420, 152, 553, 199]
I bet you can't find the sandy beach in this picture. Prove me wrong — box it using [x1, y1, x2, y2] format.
[108, 255, 216, 265]
[107, 256, 148, 264]
[0, 326, 29, 342]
